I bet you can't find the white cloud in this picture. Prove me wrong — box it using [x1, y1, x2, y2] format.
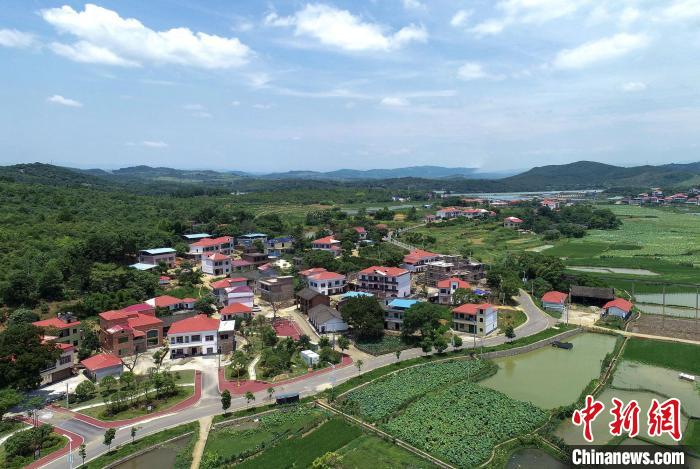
[471, 0, 584, 35]
[266, 4, 427, 52]
[141, 141, 168, 148]
[619, 7, 641, 27]
[621, 81, 647, 92]
[231, 100, 241, 106]
[47, 95, 83, 107]
[41, 4, 251, 68]
[552, 33, 650, 69]
[248, 73, 271, 88]
[381, 97, 409, 107]
[402, 0, 425, 11]
[450, 10, 472, 28]
[252, 103, 273, 109]
[0, 29, 36, 48]
[662, 0, 700, 21]
[183, 104, 205, 111]
[458, 62, 488, 80]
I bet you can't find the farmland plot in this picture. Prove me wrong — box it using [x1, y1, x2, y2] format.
[382, 383, 548, 468]
[341, 359, 493, 422]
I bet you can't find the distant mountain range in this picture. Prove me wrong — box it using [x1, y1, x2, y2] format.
[2, 160, 699, 193]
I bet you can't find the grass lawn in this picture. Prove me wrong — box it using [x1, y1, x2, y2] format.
[337, 434, 435, 469]
[82, 422, 198, 469]
[0, 434, 67, 469]
[236, 418, 362, 469]
[354, 335, 417, 356]
[622, 338, 700, 375]
[497, 309, 527, 332]
[594, 315, 627, 331]
[158, 285, 203, 299]
[683, 419, 700, 453]
[80, 387, 194, 421]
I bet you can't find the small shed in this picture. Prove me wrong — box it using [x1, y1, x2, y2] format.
[301, 350, 320, 367]
[570, 286, 615, 307]
[602, 298, 633, 319]
[80, 353, 123, 381]
[541, 291, 568, 312]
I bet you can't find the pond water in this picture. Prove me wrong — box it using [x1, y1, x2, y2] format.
[555, 389, 689, 446]
[480, 333, 617, 409]
[612, 361, 700, 418]
[635, 302, 698, 319]
[113, 436, 190, 469]
[506, 448, 566, 469]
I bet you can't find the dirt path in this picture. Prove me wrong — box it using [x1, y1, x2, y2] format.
[190, 415, 213, 469]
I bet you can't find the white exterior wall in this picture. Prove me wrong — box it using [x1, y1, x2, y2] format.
[308, 277, 346, 296]
[314, 317, 348, 333]
[395, 273, 411, 297]
[168, 330, 219, 355]
[481, 307, 497, 335]
[202, 258, 231, 275]
[542, 301, 564, 312]
[605, 306, 629, 319]
[226, 293, 254, 308]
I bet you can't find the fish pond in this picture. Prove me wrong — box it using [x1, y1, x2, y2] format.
[506, 448, 567, 469]
[480, 333, 617, 409]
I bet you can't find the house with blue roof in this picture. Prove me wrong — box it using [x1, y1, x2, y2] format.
[265, 236, 295, 256]
[237, 233, 268, 248]
[138, 247, 177, 268]
[384, 298, 422, 331]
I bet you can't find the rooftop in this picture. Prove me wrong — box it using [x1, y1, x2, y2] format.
[129, 263, 159, 271]
[81, 353, 122, 371]
[359, 266, 409, 277]
[168, 314, 220, 334]
[140, 247, 176, 255]
[387, 298, 420, 309]
[453, 303, 493, 315]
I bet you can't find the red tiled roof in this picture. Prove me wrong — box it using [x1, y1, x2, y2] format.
[150, 295, 184, 307]
[542, 291, 568, 304]
[452, 303, 493, 315]
[504, 217, 524, 223]
[182, 297, 197, 303]
[127, 314, 163, 328]
[403, 249, 439, 264]
[168, 314, 219, 334]
[231, 259, 252, 267]
[206, 253, 230, 261]
[375, 224, 388, 229]
[211, 279, 233, 289]
[300, 267, 328, 277]
[55, 342, 74, 352]
[227, 286, 253, 294]
[359, 266, 409, 277]
[312, 236, 339, 245]
[81, 353, 122, 371]
[190, 236, 233, 247]
[120, 303, 154, 313]
[437, 277, 471, 289]
[160, 276, 171, 281]
[353, 226, 366, 233]
[32, 317, 80, 330]
[220, 303, 252, 315]
[309, 271, 345, 280]
[603, 298, 633, 313]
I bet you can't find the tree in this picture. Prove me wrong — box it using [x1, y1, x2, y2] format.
[504, 325, 516, 340]
[267, 387, 275, 401]
[221, 390, 231, 412]
[339, 297, 384, 339]
[395, 349, 401, 362]
[152, 340, 170, 372]
[119, 350, 144, 373]
[74, 380, 96, 402]
[101, 375, 116, 393]
[6, 308, 39, 327]
[103, 428, 116, 452]
[356, 359, 363, 375]
[434, 335, 448, 354]
[130, 426, 139, 444]
[230, 351, 248, 385]
[79, 443, 87, 466]
[78, 324, 100, 360]
[0, 324, 60, 390]
[401, 303, 449, 343]
[261, 326, 278, 347]
[0, 388, 22, 419]
[245, 391, 255, 404]
[337, 336, 350, 354]
[452, 288, 480, 306]
[421, 338, 433, 356]
[452, 335, 463, 350]
[318, 336, 331, 348]
[312, 451, 344, 469]
[195, 295, 217, 316]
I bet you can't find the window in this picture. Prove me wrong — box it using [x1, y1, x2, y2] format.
[220, 334, 229, 340]
[192, 335, 201, 342]
[118, 336, 129, 344]
[205, 335, 214, 341]
[59, 355, 71, 365]
[147, 330, 158, 338]
[176, 336, 183, 344]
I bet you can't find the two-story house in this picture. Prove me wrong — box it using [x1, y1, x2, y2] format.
[503, 217, 524, 229]
[384, 298, 420, 331]
[353, 227, 367, 240]
[33, 312, 81, 347]
[237, 233, 268, 249]
[311, 236, 342, 257]
[146, 295, 196, 312]
[220, 303, 253, 321]
[357, 266, 411, 299]
[211, 277, 248, 304]
[99, 305, 163, 356]
[452, 303, 497, 337]
[138, 248, 177, 268]
[168, 314, 234, 357]
[188, 236, 233, 261]
[307, 271, 346, 296]
[265, 237, 295, 256]
[259, 276, 294, 302]
[402, 249, 441, 272]
[201, 253, 231, 276]
[40, 340, 75, 386]
[437, 278, 471, 305]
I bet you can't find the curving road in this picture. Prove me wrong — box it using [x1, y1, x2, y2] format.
[41, 291, 553, 469]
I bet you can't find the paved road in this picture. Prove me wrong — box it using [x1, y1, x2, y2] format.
[42, 291, 553, 469]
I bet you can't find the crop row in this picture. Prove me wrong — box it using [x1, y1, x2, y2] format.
[382, 383, 548, 467]
[341, 359, 493, 422]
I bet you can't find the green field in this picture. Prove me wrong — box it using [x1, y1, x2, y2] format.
[80, 386, 194, 421]
[337, 434, 435, 468]
[622, 338, 700, 375]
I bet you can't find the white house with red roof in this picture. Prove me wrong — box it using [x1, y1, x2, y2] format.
[146, 295, 196, 312]
[307, 271, 346, 296]
[353, 226, 367, 240]
[452, 303, 497, 336]
[201, 252, 231, 276]
[167, 314, 223, 357]
[402, 249, 441, 272]
[602, 298, 633, 319]
[225, 285, 254, 308]
[437, 278, 471, 305]
[33, 313, 81, 347]
[40, 340, 75, 386]
[542, 291, 568, 312]
[503, 216, 524, 229]
[211, 277, 248, 303]
[80, 353, 123, 381]
[436, 207, 464, 219]
[312, 235, 342, 257]
[220, 303, 253, 321]
[187, 236, 234, 261]
[357, 266, 411, 299]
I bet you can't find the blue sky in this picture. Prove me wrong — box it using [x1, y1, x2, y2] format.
[0, 0, 698, 172]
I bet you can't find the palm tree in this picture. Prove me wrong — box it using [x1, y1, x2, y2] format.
[245, 391, 255, 404]
[356, 359, 364, 375]
[267, 387, 275, 401]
